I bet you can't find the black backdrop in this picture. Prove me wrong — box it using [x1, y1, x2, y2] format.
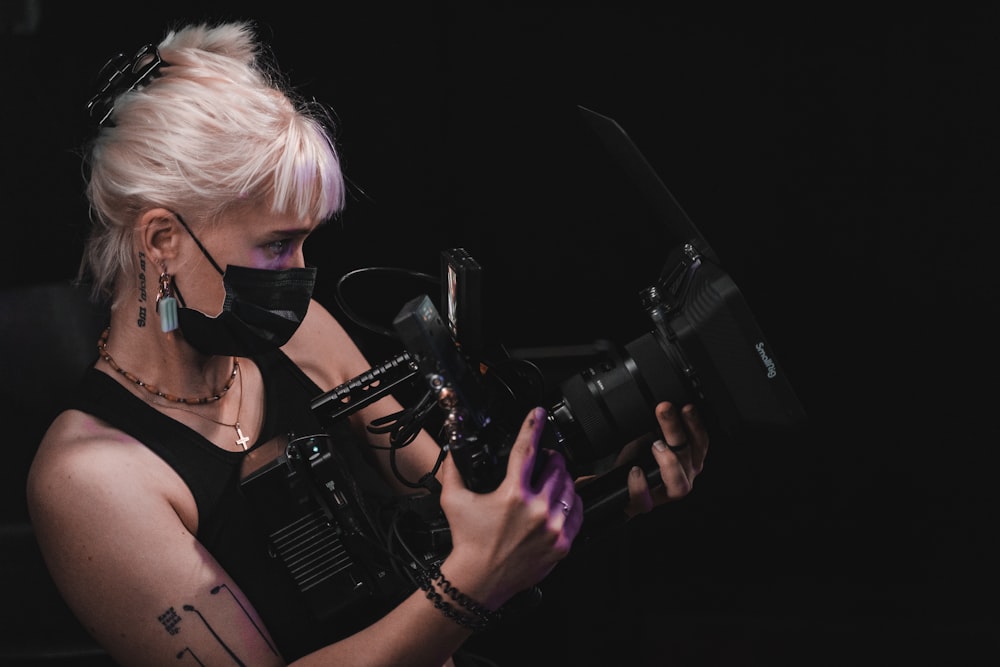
[2, 3, 998, 666]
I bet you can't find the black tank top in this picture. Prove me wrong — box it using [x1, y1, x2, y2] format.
[63, 348, 405, 661]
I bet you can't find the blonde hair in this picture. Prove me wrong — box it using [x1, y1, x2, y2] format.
[80, 21, 345, 302]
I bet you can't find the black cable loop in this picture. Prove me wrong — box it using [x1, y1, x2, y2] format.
[363, 387, 443, 490]
[334, 266, 438, 338]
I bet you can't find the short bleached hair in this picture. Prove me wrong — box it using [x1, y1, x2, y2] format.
[80, 21, 345, 302]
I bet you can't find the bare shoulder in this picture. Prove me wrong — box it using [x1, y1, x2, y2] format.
[283, 302, 446, 491]
[29, 409, 156, 506]
[27, 411, 282, 666]
[27, 409, 194, 542]
[281, 297, 375, 390]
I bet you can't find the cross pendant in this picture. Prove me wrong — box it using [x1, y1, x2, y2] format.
[234, 423, 250, 451]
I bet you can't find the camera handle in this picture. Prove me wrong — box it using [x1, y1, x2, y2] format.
[311, 352, 419, 424]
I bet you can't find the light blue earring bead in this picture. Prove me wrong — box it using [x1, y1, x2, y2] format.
[156, 272, 179, 333]
[158, 295, 178, 332]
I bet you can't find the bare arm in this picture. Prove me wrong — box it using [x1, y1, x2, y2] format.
[27, 415, 290, 666]
[284, 299, 449, 492]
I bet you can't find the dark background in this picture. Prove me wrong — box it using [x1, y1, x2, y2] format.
[2, 2, 997, 665]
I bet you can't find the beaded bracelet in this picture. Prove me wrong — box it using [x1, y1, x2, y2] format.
[417, 565, 497, 631]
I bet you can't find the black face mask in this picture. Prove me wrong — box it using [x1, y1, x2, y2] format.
[171, 213, 317, 357]
[177, 264, 317, 357]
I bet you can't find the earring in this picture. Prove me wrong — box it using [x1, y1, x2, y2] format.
[156, 271, 179, 333]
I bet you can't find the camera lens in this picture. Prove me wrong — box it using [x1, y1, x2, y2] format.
[551, 332, 694, 470]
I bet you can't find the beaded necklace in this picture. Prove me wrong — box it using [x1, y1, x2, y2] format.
[96, 327, 250, 450]
[97, 326, 237, 404]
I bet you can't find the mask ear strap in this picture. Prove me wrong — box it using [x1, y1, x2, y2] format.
[173, 212, 226, 276]
[171, 276, 187, 308]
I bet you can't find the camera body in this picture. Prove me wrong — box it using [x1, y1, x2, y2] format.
[240, 429, 435, 627]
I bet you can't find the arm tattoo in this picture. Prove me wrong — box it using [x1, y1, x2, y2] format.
[183, 604, 246, 666]
[211, 583, 278, 655]
[176, 647, 205, 665]
[157, 583, 279, 665]
[158, 606, 181, 635]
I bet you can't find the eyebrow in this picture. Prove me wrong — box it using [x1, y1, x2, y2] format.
[266, 224, 316, 238]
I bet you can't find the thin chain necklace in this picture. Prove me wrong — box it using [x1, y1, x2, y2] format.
[159, 366, 251, 451]
[96, 327, 251, 451]
[97, 326, 238, 404]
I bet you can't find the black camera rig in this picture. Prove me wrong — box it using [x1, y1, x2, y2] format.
[239, 107, 807, 625]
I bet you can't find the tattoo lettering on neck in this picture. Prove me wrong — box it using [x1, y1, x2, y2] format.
[137, 251, 148, 328]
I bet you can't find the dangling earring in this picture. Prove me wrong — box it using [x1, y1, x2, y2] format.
[156, 271, 179, 333]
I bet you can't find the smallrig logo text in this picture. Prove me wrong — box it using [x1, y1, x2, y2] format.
[756, 342, 777, 378]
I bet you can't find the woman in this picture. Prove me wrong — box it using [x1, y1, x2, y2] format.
[26, 20, 708, 666]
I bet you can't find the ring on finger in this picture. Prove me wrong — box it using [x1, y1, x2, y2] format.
[666, 440, 690, 453]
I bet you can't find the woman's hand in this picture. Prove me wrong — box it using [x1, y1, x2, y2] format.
[619, 401, 709, 517]
[436, 407, 583, 611]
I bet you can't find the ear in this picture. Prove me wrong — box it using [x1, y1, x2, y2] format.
[139, 208, 183, 268]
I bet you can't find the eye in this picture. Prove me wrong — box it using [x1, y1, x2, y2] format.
[265, 239, 290, 256]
